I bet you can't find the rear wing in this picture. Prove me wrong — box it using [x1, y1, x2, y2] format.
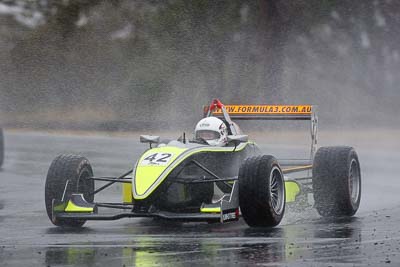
[206, 104, 314, 121]
[203, 99, 318, 160]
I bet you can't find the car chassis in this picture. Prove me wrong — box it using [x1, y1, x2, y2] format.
[46, 99, 360, 228]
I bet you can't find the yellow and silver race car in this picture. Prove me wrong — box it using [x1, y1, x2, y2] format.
[45, 99, 361, 228]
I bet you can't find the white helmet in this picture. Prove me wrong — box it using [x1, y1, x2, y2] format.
[194, 117, 228, 146]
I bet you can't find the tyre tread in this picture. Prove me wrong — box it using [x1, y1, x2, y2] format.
[239, 155, 285, 227]
[313, 146, 361, 217]
[45, 154, 93, 227]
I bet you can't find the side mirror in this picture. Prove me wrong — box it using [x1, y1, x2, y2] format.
[140, 135, 160, 147]
[227, 135, 248, 146]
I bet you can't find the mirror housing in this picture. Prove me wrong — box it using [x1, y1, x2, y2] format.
[140, 135, 160, 145]
[227, 135, 248, 146]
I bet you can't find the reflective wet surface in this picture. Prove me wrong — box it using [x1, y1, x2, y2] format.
[1, 130, 400, 266]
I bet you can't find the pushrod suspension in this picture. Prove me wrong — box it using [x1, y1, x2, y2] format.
[191, 160, 233, 189]
[90, 169, 133, 196]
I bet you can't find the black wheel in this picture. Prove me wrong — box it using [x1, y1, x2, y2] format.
[312, 146, 361, 217]
[239, 155, 285, 227]
[45, 154, 94, 227]
[0, 128, 3, 167]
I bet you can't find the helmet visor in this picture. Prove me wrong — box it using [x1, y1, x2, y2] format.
[196, 130, 220, 140]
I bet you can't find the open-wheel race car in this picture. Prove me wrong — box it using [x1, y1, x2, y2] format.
[45, 99, 361, 228]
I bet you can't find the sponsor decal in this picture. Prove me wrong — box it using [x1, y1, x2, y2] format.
[221, 208, 239, 223]
[210, 105, 312, 114]
[140, 153, 173, 166]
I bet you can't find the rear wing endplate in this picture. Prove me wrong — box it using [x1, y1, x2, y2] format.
[203, 101, 318, 159]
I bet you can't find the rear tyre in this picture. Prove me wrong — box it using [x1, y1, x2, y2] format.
[45, 154, 94, 227]
[239, 155, 285, 227]
[313, 146, 361, 217]
[0, 128, 3, 167]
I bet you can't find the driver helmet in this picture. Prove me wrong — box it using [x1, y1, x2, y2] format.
[194, 117, 228, 146]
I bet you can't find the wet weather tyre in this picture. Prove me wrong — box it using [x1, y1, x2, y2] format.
[312, 146, 361, 217]
[239, 155, 285, 227]
[0, 128, 3, 167]
[45, 154, 94, 227]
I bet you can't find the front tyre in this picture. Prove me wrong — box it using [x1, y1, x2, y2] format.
[239, 155, 285, 227]
[45, 154, 94, 227]
[312, 146, 361, 217]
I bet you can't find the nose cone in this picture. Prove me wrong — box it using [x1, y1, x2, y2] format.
[133, 146, 187, 199]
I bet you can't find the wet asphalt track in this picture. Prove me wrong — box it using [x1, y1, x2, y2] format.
[1, 130, 400, 266]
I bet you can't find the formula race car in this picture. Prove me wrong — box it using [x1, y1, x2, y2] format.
[45, 99, 361, 228]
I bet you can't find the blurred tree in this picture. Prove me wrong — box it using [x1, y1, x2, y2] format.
[1, 0, 399, 128]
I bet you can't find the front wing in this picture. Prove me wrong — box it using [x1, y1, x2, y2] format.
[52, 182, 241, 224]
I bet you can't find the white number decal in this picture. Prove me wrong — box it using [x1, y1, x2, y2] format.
[141, 153, 173, 166]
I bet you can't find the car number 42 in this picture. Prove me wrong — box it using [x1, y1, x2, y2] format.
[141, 153, 173, 166]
